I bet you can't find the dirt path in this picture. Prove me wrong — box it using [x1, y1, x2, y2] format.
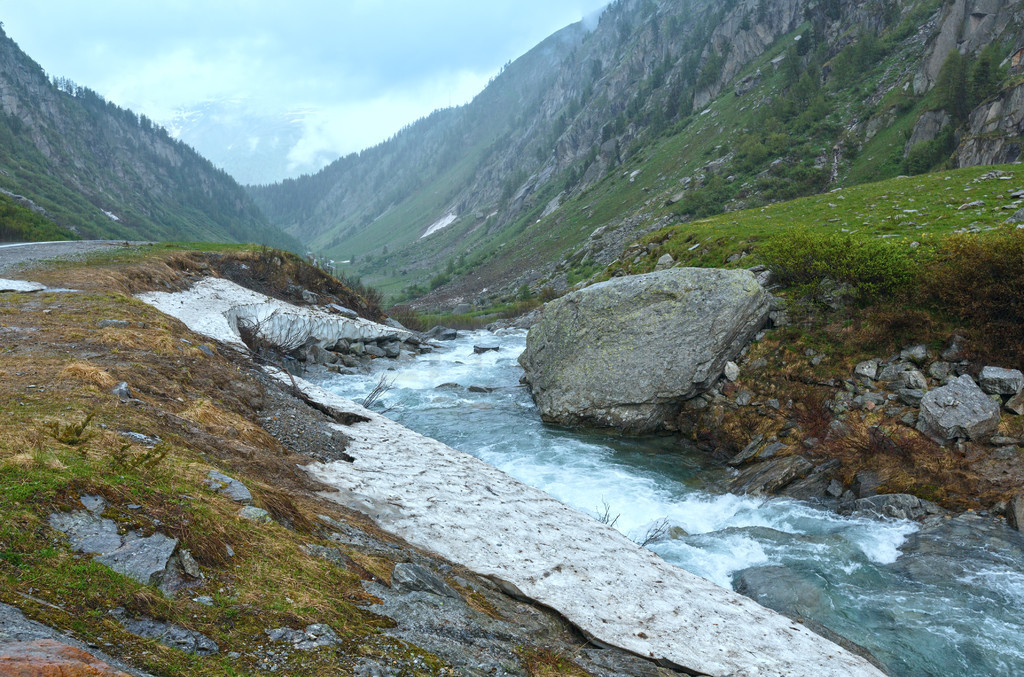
[0, 240, 146, 276]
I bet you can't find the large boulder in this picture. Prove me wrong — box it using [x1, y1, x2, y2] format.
[519, 268, 769, 432]
[917, 375, 1002, 444]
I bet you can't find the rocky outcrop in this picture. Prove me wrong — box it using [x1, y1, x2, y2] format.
[519, 268, 769, 432]
[913, 0, 1020, 95]
[955, 81, 1024, 167]
[905, 110, 952, 156]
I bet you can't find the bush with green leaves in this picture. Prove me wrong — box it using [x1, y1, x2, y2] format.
[759, 230, 918, 303]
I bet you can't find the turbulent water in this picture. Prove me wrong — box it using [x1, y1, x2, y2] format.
[318, 330, 1024, 676]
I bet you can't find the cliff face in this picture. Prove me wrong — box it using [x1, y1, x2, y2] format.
[0, 28, 298, 249]
[956, 81, 1024, 167]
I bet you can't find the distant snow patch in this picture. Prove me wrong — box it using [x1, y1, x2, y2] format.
[103, 210, 120, 222]
[421, 213, 457, 239]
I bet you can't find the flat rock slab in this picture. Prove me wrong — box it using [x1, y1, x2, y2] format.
[0, 639, 131, 677]
[206, 470, 253, 504]
[49, 511, 122, 555]
[0, 603, 152, 677]
[95, 533, 178, 586]
[113, 613, 218, 656]
[0, 278, 46, 293]
[276, 370, 884, 677]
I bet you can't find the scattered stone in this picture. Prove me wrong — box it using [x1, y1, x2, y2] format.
[840, 494, 944, 521]
[758, 442, 788, 459]
[198, 344, 215, 357]
[1006, 207, 1024, 224]
[265, 624, 341, 650]
[917, 375, 1002, 444]
[119, 431, 160, 446]
[328, 304, 358, 318]
[238, 506, 273, 524]
[897, 388, 925, 406]
[363, 343, 387, 358]
[724, 361, 740, 382]
[977, 366, 1024, 395]
[654, 253, 675, 271]
[382, 341, 402, 358]
[854, 360, 879, 380]
[193, 596, 214, 606]
[877, 362, 913, 382]
[851, 470, 882, 499]
[391, 563, 459, 599]
[112, 610, 218, 656]
[940, 336, 966, 362]
[48, 511, 122, 555]
[94, 533, 178, 587]
[899, 345, 930, 365]
[354, 660, 390, 677]
[902, 370, 928, 391]
[991, 435, 1020, 446]
[97, 319, 130, 329]
[177, 549, 202, 579]
[827, 480, 844, 498]
[206, 470, 253, 504]
[735, 390, 753, 407]
[424, 326, 457, 341]
[1007, 390, 1024, 415]
[111, 382, 133, 401]
[473, 345, 500, 355]
[957, 200, 985, 210]
[1008, 495, 1024, 532]
[928, 361, 952, 381]
[729, 456, 813, 496]
[728, 435, 764, 466]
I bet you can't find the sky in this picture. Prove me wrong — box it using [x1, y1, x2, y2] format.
[1, 1, 609, 182]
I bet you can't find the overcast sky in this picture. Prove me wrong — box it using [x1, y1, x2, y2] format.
[2, 1, 608, 181]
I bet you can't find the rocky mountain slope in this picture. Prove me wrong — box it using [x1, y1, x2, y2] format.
[0, 27, 299, 250]
[250, 0, 1024, 307]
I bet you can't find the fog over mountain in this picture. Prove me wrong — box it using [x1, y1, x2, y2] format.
[2, 1, 610, 184]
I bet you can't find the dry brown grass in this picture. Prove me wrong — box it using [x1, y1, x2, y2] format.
[820, 421, 983, 508]
[60, 362, 117, 389]
[180, 399, 278, 450]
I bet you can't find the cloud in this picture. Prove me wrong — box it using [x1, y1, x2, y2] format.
[2, 0, 609, 179]
[285, 68, 492, 173]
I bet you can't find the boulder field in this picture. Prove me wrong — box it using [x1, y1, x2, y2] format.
[519, 267, 769, 432]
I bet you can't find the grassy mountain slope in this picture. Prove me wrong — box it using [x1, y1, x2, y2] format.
[251, 0, 1023, 306]
[0, 27, 300, 250]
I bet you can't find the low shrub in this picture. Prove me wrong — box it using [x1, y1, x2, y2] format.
[924, 227, 1024, 369]
[759, 230, 918, 303]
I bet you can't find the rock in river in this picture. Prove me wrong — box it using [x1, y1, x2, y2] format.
[518, 267, 769, 432]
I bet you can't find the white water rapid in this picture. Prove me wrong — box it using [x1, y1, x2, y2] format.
[317, 329, 1024, 677]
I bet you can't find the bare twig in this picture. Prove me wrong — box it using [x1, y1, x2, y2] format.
[362, 373, 395, 410]
[595, 499, 620, 528]
[634, 518, 671, 548]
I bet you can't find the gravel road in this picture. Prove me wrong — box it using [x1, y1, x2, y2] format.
[0, 240, 147, 275]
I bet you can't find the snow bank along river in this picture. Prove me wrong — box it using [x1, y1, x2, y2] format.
[317, 329, 1024, 677]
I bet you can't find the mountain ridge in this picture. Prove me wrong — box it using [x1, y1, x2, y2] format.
[0, 26, 299, 250]
[250, 0, 1024, 308]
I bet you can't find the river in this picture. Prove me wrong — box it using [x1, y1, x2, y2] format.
[316, 329, 1024, 676]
